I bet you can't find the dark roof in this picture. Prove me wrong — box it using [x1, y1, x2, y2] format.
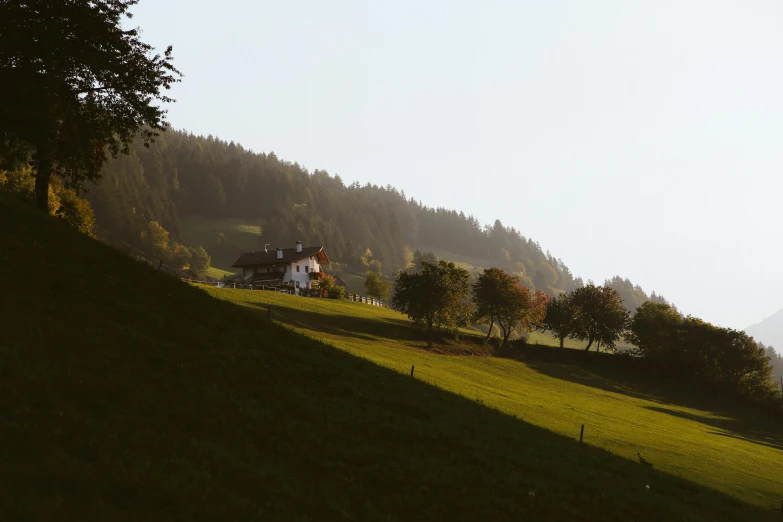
[333, 275, 348, 288]
[232, 246, 329, 268]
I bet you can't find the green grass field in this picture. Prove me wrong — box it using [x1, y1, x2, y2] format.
[2, 195, 782, 521]
[205, 287, 783, 511]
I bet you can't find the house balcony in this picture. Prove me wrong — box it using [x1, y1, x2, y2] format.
[251, 271, 285, 282]
[309, 271, 326, 280]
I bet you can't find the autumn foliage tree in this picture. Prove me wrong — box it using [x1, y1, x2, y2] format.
[473, 267, 549, 346]
[494, 284, 549, 348]
[393, 260, 471, 348]
[0, 0, 181, 210]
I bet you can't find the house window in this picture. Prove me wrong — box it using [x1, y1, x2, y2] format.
[295, 281, 300, 288]
[305, 266, 309, 273]
[296, 265, 300, 272]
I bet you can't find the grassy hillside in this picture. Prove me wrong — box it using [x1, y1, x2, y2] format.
[205, 288, 783, 511]
[179, 215, 262, 272]
[1, 195, 780, 521]
[414, 245, 492, 271]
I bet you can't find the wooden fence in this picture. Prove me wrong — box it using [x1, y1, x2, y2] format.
[180, 278, 386, 307]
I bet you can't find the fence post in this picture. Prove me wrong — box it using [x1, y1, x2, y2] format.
[579, 424, 585, 443]
[410, 365, 415, 377]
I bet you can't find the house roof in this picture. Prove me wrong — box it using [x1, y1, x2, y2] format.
[231, 246, 329, 268]
[333, 275, 348, 288]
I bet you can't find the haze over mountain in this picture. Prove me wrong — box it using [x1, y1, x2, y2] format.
[746, 309, 783, 353]
[126, 0, 783, 330]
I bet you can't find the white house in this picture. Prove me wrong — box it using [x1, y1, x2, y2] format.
[231, 241, 329, 293]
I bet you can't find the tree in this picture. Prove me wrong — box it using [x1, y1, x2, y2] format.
[364, 270, 392, 301]
[543, 294, 574, 348]
[190, 246, 211, 278]
[411, 250, 438, 272]
[0, 0, 181, 210]
[569, 284, 629, 352]
[392, 260, 470, 348]
[493, 282, 549, 347]
[472, 268, 510, 342]
[625, 301, 683, 358]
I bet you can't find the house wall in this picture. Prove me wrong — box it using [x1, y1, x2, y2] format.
[287, 256, 322, 292]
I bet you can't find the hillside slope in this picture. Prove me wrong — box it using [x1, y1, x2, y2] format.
[0, 196, 777, 522]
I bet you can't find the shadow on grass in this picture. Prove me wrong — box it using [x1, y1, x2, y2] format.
[249, 299, 491, 354]
[645, 406, 783, 452]
[3, 192, 779, 521]
[514, 346, 783, 453]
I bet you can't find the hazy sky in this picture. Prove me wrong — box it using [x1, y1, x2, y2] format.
[130, 0, 783, 330]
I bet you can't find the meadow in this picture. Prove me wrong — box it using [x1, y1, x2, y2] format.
[2, 195, 781, 521]
[206, 286, 783, 510]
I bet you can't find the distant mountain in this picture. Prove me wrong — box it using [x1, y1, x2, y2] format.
[745, 308, 783, 352]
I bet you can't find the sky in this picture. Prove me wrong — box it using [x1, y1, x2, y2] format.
[129, 0, 783, 330]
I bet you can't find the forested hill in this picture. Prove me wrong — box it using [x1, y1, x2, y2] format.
[87, 129, 667, 303]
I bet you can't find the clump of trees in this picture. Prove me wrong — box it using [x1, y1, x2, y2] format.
[392, 261, 471, 348]
[540, 284, 629, 352]
[627, 302, 777, 403]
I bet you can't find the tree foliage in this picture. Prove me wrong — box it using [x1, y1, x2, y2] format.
[472, 268, 510, 341]
[364, 270, 392, 301]
[392, 260, 471, 348]
[628, 302, 777, 403]
[473, 267, 548, 345]
[569, 284, 630, 352]
[0, 0, 181, 210]
[1, 166, 95, 236]
[542, 294, 574, 348]
[493, 283, 549, 347]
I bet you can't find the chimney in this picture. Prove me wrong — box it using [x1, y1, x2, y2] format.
[276, 247, 283, 260]
[296, 241, 302, 253]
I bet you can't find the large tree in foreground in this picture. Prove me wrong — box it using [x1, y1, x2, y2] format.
[0, 0, 181, 210]
[392, 260, 470, 348]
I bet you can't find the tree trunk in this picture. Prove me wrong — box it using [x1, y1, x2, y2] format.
[500, 323, 511, 347]
[485, 316, 494, 342]
[559, 336, 564, 349]
[584, 337, 593, 351]
[34, 150, 52, 212]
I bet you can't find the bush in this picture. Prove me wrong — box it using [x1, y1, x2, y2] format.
[328, 286, 346, 299]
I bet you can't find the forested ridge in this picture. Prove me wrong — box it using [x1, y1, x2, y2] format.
[84, 129, 669, 303]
